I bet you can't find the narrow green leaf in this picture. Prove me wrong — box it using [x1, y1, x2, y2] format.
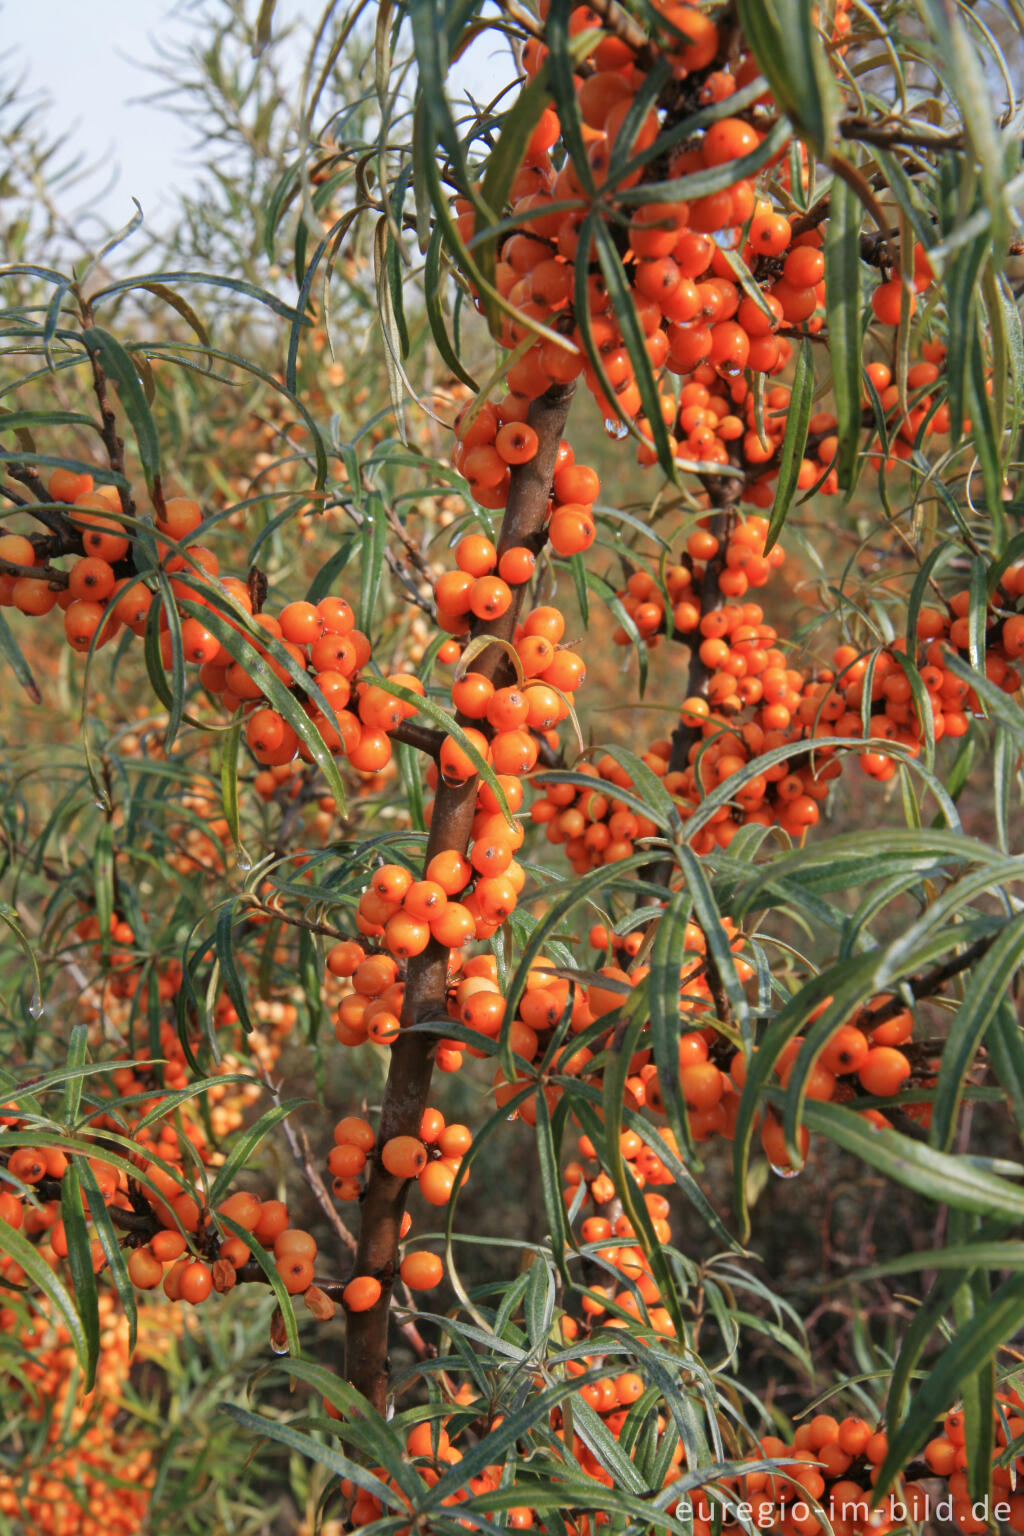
[0, 1220, 88, 1371]
[966, 316, 1007, 549]
[214, 905, 255, 1035]
[0, 901, 43, 1014]
[930, 913, 1024, 1151]
[765, 337, 813, 552]
[733, 0, 838, 156]
[0, 607, 42, 703]
[358, 490, 389, 634]
[824, 179, 863, 491]
[60, 1025, 90, 1127]
[915, 0, 1009, 257]
[647, 888, 697, 1166]
[218, 1216, 301, 1356]
[219, 714, 246, 865]
[987, 1000, 1024, 1142]
[675, 845, 750, 1040]
[78, 1158, 138, 1354]
[424, 224, 478, 389]
[219, 1402, 410, 1503]
[848, 1240, 1024, 1284]
[151, 571, 187, 750]
[572, 1398, 647, 1494]
[60, 1167, 100, 1392]
[92, 271, 309, 325]
[93, 823, 114, 960]
[80, 327, 161, 498]
[254, 0, 276, 53]
[593, 218, 674, 476]
[802, 1099, 1024, 1220]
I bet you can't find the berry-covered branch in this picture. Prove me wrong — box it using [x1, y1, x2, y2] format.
[344, 379, 576, 1408]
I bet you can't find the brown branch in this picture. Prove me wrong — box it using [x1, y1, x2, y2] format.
[856, 932, 1001, 1028]
[392, 719, 445, 759]
[789, 199, 832, 242]
[494, 0, 545, 42]
[0, 557, 70, 588]
[6, 463, 50, 504]
[343, 381, 577, 1411]
[245, 904, 348, 942]
[106, 1203, 159, 1235]
[4, 468, 76, 538]
[838, 116, 963, 152]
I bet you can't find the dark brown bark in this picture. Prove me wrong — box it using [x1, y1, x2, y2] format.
[343, 381, 576, 1409]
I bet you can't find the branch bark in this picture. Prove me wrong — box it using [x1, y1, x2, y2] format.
[343, 381, 576, 1411]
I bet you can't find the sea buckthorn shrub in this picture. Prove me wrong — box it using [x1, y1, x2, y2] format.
[3, 0, 1024, 1532]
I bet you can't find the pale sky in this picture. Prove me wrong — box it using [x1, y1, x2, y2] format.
[3, 0, 517, 239]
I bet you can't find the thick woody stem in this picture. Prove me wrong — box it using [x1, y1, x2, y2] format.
[344, 381, 576, 1410]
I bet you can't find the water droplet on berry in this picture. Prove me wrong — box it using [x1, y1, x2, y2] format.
[604, 417, 629, 441]
[769, 1161, 801, 1180]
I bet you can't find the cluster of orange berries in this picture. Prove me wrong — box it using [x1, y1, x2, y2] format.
[445, 0, 936, 501]
[330, 1384, 1024, 1536]
[438, 600, 584, 753]
[817, 579, 1024, 776]
[0, 1295, 156, 1536]
[349, 835, 527, 962]
[658, 263, 944, 500]
[0, 469, 416, 780]
[451, 400, 604, 558]
[326, 1107, 471, 1223]
[126, 1185, 323, 1302]
[0, 1103, 331, 1311]
[532, 713, 837, 867]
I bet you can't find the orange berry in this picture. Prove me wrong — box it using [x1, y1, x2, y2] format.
[344, 1274, 383, 1311]
[127, 1247, 164, 1289]
[426, 850, 472, 894]
[381, 1136, 428, 1179]
[857, 1046, 911, 1096]
[455, 535, 498, 576]
[418, 1161, 457, 1205]
[333, 1116, 376, 1150]
[497, 545, 537, 584]
[179, 1260, 214, 1305]
[469, 575, 513, 620]
[495, 422, 539, 464]
[400, 1250, 444, 1289]
[440, 727, 489, 784]
[871, 279, 912, 326]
